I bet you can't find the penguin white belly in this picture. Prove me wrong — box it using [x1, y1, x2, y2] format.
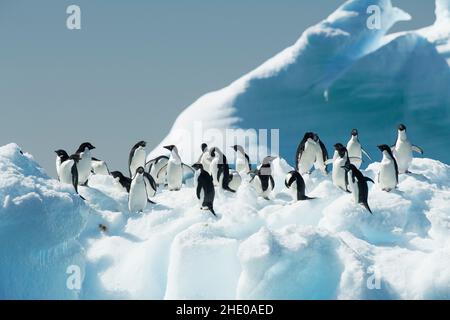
[332, 158, 348, 191]
[129, 180, 147, 212]
[167, 161, 182, 190]
[347, 142, 362, 169]
[59, 160, 75, 185]
[130, 149, 146, 178]
[236, 156, 247, 173]
[394, 142, 412, 174]
[56, 157, 62, 179]
[77, 150, 91, 184]
[200, 154, 212, 174]
[210, 159, 220, 186]
[298, 144, 316, 174]
[379, 160, 397, 190]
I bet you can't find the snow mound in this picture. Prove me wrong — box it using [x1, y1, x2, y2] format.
[149, 0, 450, 165]
[1, 144, 450, 299]
[0, 144, 88, 299]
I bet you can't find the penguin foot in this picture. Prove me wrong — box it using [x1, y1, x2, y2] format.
[263, 197, 270, 200]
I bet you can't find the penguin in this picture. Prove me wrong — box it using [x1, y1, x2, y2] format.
[346, 129, 372, 169]
[285, 171, 314, 201]
[146, 155, 169, 186]
[91, 157, 110, 175]
[198, 143, 213, 174]
[58, 153, 84, 198]
[342, 163, 374, 214]
[129, 141, 147, 178]
[296, 132, 318, 175]
[250, 156, 277, 200]
[332, 143, 351, 192]
[231, 145, 251, 174]
[157, 145, 193, 191]
[192, 163, 216, 217]
[313, 133, 329, 175]
[55, 149, 69, 180]
[228, 170, 242, 192]
[378, 144, 399, 192]
[75, 142, 96, 186]
[209, 147, 235, 192]
[110, 171, 132, 193]
[128, 167, 154, 213]
[392, 124, 424, 174]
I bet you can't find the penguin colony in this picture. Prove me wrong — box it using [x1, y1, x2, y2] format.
[55, 124, 423, 217]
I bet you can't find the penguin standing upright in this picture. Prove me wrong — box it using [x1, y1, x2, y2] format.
[342, 163, 374, 214]
[209, 147, 235, 192]
[55, 149, 69, 180]
[128, 167, 153, 213]
[75, 142, 96, 186]
[231, 145, 251, 174]
[313, 133, 329, 175]
[378, 144, 399, 192]
[332, 143, 351, 192]
[392, 124, 424, 174]
[157, 145, 192, 191]
[111, 171, 132, 193]
[129, 141, 147, 178]
[250, 156, 277, 200]
[198, 143, 213, 174]
[91, 158, 110, 175]
[296, 132, 318, 175]
[346, 129, 372, 169]
[285, 171, 314, 201]
[58, 153, 84, 198]
[192, 163, 216, 217]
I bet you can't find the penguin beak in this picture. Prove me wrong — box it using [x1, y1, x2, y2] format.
[163, 145, 171, 151]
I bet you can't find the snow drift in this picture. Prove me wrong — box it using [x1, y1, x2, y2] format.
[150, 0, 450, 166]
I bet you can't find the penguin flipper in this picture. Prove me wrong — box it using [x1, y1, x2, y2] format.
[412, 145, 424, 155]
[196, 184, 202, 200]
[156, 164, 168, 180]
[361, 148, 373, 161]
[147, 199, 156, 204]
[71, 164, 79, 194]
[208, 206, 217, 217]
[361, 202, 373, 214]
[365, 177, 375, 184]
[182, 163, 195, 174]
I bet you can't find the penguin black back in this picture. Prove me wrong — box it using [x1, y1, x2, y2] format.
[111, 171, 132, 192]
[285, 171, 313, 201]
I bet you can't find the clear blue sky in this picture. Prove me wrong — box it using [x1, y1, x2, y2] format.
[0, 0, 436, 175]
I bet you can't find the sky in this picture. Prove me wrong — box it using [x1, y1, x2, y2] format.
[0, 0, 436, 176]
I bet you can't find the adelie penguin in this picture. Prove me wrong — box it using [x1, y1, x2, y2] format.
[346, 129, 372, 169]
[75, 142, 96, 186]
[209, 147, 239, 192]
[296, 132, 318, 175]
[231, 145, 251, 174]
[250, 156, 277, 200]
[111, 171, 132, 193]
[91, 157, 110, 175]
[331, 143, 351, 192]
[192, 163, 216, 217]
[197, 143, 212, 174]
[342, 163, 374, 214]
[285, 171, 314, 201]
[392, 124, 424, 174]
[129, 141, 147, 178]
[157, 145, 193, 191]
[55, 149, 69, 181]
[378, 144, 398, 192]
[128, 167, 157, 213]
[57, 152, 84, 199]
[313, 133, 329, 175]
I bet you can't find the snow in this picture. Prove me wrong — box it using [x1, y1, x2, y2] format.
[1, 142, 450, 299]
[1, 0, 450, 300]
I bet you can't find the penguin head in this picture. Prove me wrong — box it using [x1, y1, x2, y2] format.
[351, 129, 358, 137]
[304, 132, 315, 143]
[77, 142, 95, 153]
[262, 156, 277, 165]
[377, 144, 390, 152]
[164, 145, 175, 152]
[334, 144, 347, 158]
[55, 149, 69, 159]
[398, 124, 407, 132]
[313, 133, 321, 143]
[231, 145, 244, 153]
[192, 163, 204, 171]
[334, 143, 344, 151]
[134, 141, 146, 150]
[135, 166, 145, 175]
[201, 143, 208, 152]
